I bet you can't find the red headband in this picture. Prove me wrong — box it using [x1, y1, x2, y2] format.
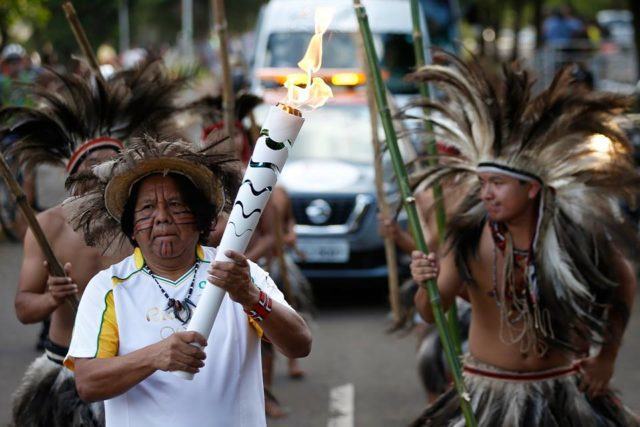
[202, 120, 245, 139]
[436, 141, 460, 156]
[66, 136, 123, 173]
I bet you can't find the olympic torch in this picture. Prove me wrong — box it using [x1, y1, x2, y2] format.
[177, 8, 334, 379]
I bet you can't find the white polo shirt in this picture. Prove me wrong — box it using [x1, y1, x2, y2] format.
[65, 245, 291, 427]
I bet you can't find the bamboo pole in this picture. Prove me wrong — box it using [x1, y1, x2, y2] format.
[0, 155, 78, 309]
[357, 39, 402, 323]
[409, 0, 463, 356]
[62, 2, 105, 85]
[353, 2, 475, 425]
[409, 0, 446, 238]
[213, 0, 236, 143]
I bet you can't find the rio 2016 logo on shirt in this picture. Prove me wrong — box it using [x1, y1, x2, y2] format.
[146, 306, 178, 322]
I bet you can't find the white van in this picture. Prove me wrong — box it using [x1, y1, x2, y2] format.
[251, 0, 428, 95]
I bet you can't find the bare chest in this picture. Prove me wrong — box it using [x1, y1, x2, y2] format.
[52, 227, 127, 290]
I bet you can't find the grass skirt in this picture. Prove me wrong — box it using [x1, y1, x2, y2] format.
[412, 355, 639, 427]
[417, 300, 471, 395]
[11, 354, 104, 427]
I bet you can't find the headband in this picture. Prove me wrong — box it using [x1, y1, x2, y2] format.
[66, 136, 123, 174]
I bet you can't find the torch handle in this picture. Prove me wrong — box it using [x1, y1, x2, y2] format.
[176, 105, 304, 380]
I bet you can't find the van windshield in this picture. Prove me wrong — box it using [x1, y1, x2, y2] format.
[265, 31, 417, 94]
[289, 104, 374, 164]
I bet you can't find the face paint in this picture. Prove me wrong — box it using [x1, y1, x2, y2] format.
[133, 202, 196, 234]
[131, 175, 201, 260]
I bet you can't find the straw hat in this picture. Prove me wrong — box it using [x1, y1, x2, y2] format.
[64, 136, 240, 250]
[104, 156, 222, 221]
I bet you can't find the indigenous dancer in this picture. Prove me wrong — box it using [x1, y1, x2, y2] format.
[258, 185, 315, 418]
[408, 53, 640, 426]
[63, 137, 311, 427]
[191, 90, 262, 161]
[5, 62, 185, 426]
[378, 148, 470, 403]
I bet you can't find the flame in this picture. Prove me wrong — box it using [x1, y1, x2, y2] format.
[283, 7, 334, 110]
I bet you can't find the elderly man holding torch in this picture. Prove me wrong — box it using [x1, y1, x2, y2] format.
[64, 8, 331, 425]
[63, 138, 311, 426]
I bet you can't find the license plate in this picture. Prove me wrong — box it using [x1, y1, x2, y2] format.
[293, 240, 350, 263]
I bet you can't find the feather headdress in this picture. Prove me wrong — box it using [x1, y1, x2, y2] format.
[186, 91, 262, 162]
[64, 135, 241, 251]
[187, 91, 262, 128]
[407, 52, 640, 354]
[191, 91, 262, 146]
[0, 60, 186, 175]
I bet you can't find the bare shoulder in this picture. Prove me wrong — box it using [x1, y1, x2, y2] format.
[26, 205, 66, 243]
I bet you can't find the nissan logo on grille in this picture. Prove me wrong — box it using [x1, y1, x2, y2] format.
[305, 199, 332, 225]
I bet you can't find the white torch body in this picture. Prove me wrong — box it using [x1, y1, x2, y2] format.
[175, 105, 304, 379]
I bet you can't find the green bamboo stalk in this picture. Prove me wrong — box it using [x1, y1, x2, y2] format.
[409, 0, 463, 357]
[409, 0, 446, 245]
[357, 39, 403, 324]
[354, 2, 476, 425]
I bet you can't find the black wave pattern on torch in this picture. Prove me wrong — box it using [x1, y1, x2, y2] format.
[228, 221, 253, 238]
[242, 179, 273, 196]
[228, 129, 289, 239]
[260, 128, 293, 151]
[248, 159, 280, 174]
[234, 200, 261, 219]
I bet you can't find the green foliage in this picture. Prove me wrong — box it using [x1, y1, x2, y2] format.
[28, 1, 118, 62]
[467, 0, 631, 27]
[0, 0, 51, 30]
[0, 0, 51, 48]
[544, 0, 628, 19]
[2, 0, 265, 64]
[225, 0, 266, 33]
[131, 0, 265, 47]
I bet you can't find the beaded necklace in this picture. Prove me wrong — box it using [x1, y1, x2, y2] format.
[146, 262, 199, 325]
[489, 220, 553, 357]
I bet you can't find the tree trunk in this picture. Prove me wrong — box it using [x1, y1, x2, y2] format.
[213, 0, 236, 143]
[629, 0, 640, 81]
[511, 0, 524, 61]
[0, 22, 7, 54]
[490, 0, 502, 62]
[534, 0, 544, 49]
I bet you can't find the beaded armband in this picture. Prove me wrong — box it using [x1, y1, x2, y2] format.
[244, 291, 273, 322]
